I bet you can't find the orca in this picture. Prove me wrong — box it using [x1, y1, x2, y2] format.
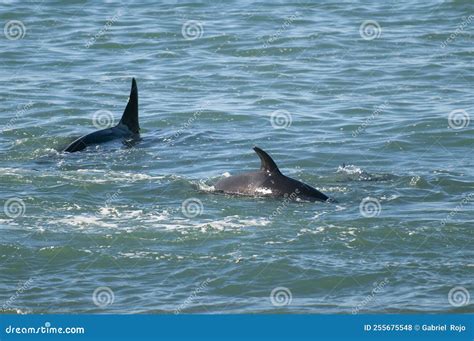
[214, 147, 335, 202]
[64, 78, 140, 153]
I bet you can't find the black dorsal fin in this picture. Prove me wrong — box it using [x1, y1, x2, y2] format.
[119, 78, 139, 133]
[253, 146, 281, 174]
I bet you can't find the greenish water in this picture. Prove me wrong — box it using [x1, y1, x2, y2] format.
[0, 1, 473, 314]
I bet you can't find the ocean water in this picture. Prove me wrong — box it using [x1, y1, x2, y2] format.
[1, 1, 473, 314]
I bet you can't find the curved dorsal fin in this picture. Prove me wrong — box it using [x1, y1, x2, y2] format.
[119, 78, 139, 134]
[253, 146, 281, 174]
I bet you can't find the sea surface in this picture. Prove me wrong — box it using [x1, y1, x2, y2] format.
[0, 1, 473, 314]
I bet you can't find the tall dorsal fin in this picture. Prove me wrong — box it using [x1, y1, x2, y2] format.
[253, 146, 281, 174]
[119, 78, 139, 133]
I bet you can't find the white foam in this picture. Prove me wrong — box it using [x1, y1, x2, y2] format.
[42, 208, 270, 233]
[318, 186, 348, 193]
[298, 226, 326, 236]
[56, 215, 117, 228]
[70, 170, 164, 182]
[197, 181, 215, 192]
[113, 172, 164, 181]
[264, 240, 284, 245]
[76, 169, 105, 174]
[0, 167, 31, 176]
[381, 194, 400, 201]
[161, 216, 270, 232]
[337, 164, 363, 175]
[255, 187, 273, 195]
[98, 207, 121, 217]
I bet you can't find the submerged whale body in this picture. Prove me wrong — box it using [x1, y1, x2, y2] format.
[214, 147, 334, 202]
[64, 78, 140, 153]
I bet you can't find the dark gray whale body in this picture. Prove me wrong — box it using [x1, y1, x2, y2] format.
[64, 78, 139, 153]
[214, 147, 334, 203]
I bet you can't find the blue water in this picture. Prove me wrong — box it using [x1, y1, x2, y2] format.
[0, 1, 473, 314]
